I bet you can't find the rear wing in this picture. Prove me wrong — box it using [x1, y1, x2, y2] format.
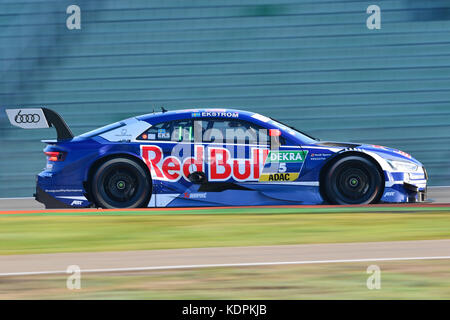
[5, 108, 73, 141]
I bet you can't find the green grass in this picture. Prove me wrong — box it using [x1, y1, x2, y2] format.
[2, 260, 450, 299]
[0, 206, 449, 255]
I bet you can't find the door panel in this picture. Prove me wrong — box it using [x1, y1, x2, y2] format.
[138, 119, 194, 206]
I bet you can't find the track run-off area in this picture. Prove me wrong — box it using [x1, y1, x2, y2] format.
[0, 206, 448, 274]
[0, 187, 448, 283]
[0, 193, 449, 298]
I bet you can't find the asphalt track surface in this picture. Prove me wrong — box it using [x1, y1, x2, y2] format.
[0, 186, 449, 211]
[0, 240, 449, 276]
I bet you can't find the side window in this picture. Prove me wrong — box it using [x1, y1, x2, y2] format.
[171, 119, 193, 142]
[137, 119, 193, 142]
[199, 119, 269, 145]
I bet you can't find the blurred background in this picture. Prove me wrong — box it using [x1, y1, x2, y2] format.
[0, 0, 449, 197]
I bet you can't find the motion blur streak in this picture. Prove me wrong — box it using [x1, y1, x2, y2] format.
[1, 1, 450, 198]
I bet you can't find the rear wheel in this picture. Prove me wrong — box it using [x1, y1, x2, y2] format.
[323, 156, 383, 205]
[91, 158, 151, 209]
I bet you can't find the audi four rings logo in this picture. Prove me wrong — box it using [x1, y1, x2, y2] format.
[14, 110, 40, 123]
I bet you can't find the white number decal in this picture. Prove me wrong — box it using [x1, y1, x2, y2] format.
[278, 163, 287, 173]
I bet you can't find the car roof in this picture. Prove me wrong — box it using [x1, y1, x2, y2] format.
[136, 108, 259, 124]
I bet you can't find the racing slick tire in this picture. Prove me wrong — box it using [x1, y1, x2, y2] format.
[323, 155, 383, 205]
[91, 157, 151, 209]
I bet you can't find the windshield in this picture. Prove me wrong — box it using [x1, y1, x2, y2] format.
[268, 117, 318, 144]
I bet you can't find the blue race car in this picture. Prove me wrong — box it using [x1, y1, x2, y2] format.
[6, 107, 428, 208]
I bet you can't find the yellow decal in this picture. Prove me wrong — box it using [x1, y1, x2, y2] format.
[259, 172, 299, 182]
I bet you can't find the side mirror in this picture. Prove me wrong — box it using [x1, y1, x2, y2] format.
[188, 171, 207, 184]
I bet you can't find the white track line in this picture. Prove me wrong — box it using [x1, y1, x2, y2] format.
[1, 255, 449, 277]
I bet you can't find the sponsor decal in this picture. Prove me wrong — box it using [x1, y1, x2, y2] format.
[394, 149, 411, 159]
[383, 191, 395, 197]
[251, 113, 270, 123]
[141, 145, 268, 182]
[157, 128, 170, 139]
[71, 200, 83, 206]
[266, 150, 308, 163]
[14, 110, 40, 123]
[116, 128, 131, 137]
[45, 189, 83, 193]
[192, 111, 239, 118]
[372, 145, 411, 159]
[372, 145, 388, 150]
[182, 192, 207, 199]
[259, 172, 299, 182]
[6, 108, 49, 129]
[310, 153, 332, 161]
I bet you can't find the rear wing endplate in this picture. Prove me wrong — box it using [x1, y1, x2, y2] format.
[5, 108, 74, 141]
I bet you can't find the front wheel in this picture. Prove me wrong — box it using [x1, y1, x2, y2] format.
[323, 156, 383, 205]
[91, 158, 151, 209]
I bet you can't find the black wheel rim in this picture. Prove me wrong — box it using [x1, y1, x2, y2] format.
[99, 165, 142, 207]
[331, 160, 379, 204]
[337, 167, 370, 200]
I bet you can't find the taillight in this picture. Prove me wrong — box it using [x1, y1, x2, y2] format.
[45, 151, 66, 161]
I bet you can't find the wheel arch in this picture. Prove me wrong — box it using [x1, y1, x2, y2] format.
[319, 150, 385, 203]
[83, 152, 152, 204]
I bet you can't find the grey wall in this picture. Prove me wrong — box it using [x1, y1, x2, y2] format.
[1, 0, 449, 197]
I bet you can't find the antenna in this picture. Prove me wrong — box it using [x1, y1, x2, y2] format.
[161, 106, 168, 113]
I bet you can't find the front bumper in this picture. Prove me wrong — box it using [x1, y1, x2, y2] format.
[381, 166, 428, 203]
[404, 182, 427, 203]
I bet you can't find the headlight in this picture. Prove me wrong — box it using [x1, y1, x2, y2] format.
[386, 159, 419, 172]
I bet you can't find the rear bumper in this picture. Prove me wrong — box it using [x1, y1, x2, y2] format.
[34, 186, 73, 209]
[35, 172, 91, 208]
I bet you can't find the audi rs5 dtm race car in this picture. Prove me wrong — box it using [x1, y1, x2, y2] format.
[6, 108, 428, 209]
